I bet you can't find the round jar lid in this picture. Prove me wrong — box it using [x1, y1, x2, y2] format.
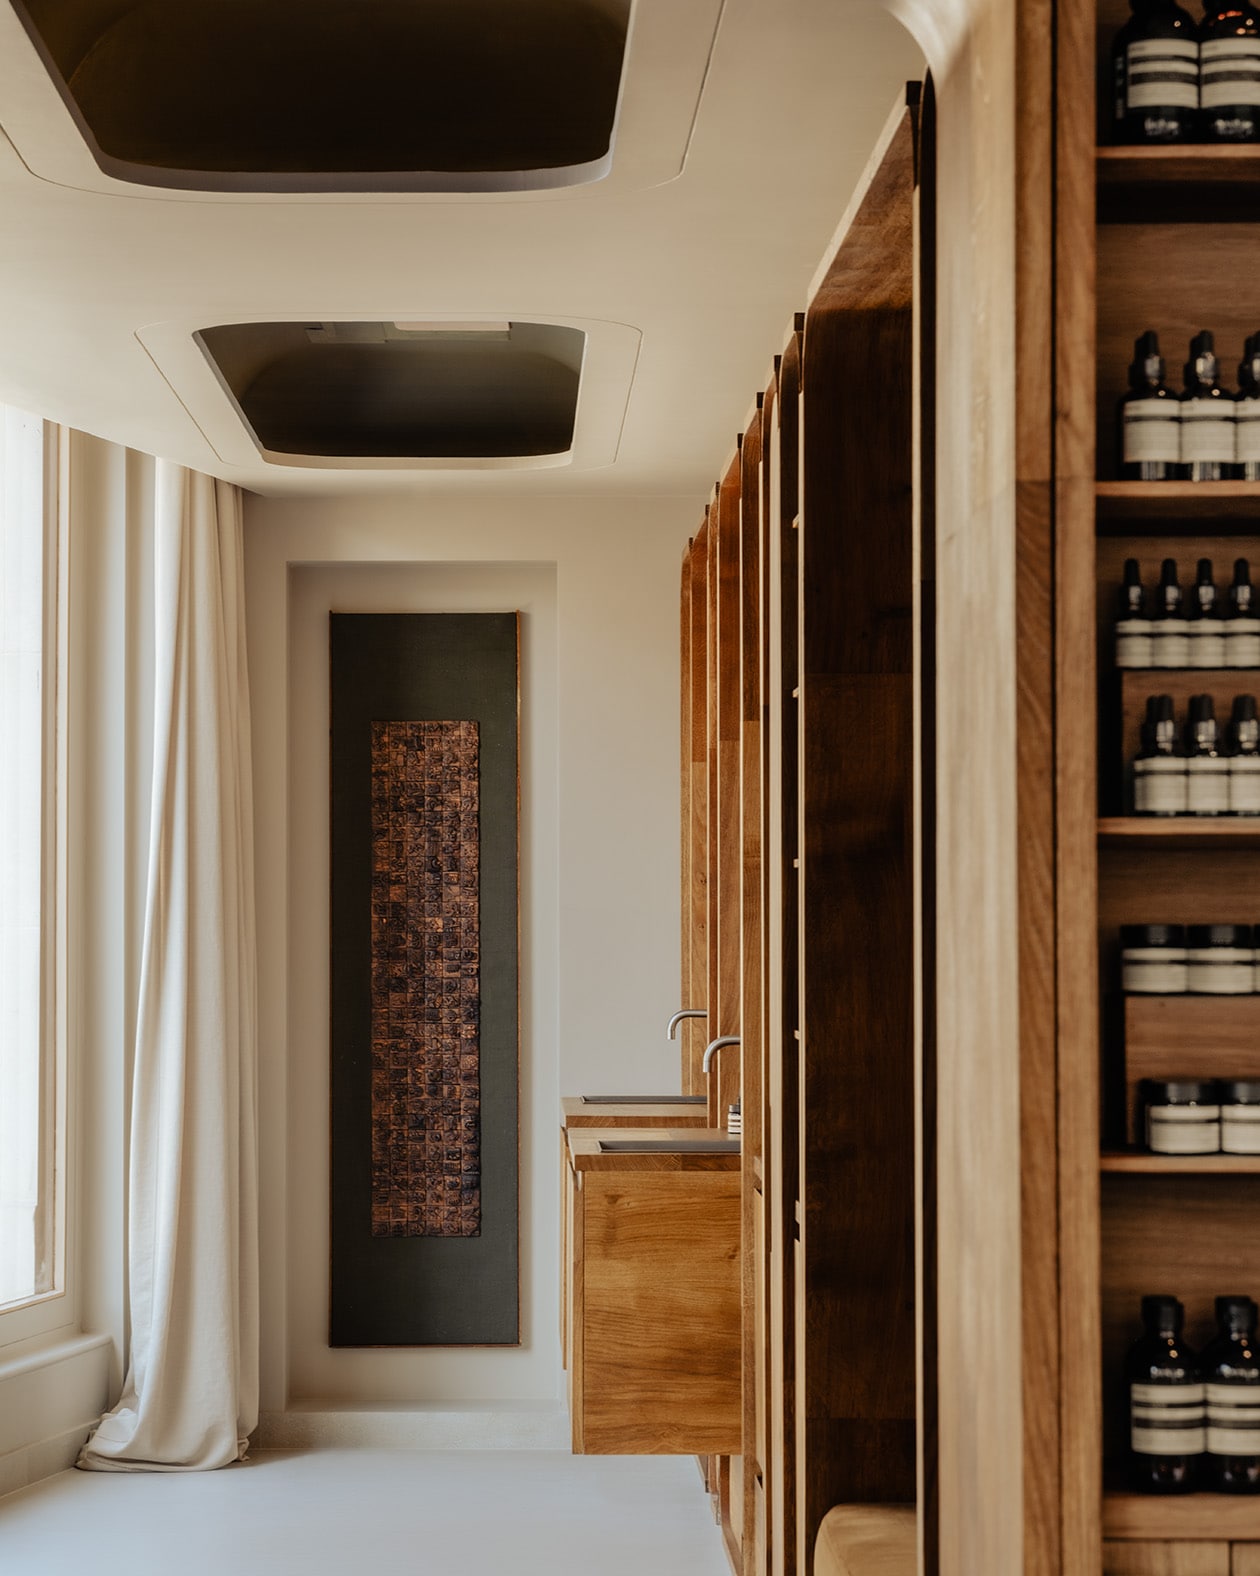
[1140, 1078, 1220, 1104]
[1121, 923, 1186, 948]
[1186, 924, 1254, 948]
[1220, 1079, 1260, 1104]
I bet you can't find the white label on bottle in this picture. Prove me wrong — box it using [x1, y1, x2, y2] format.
[1228, 622, 1260, 667]
[1186, 623, 1227, 668]
[1126, 38, 1201, 110]
[1116, 621, 1155, 669]
[1186, 958, 1254, 993]
[1207, 1383, 1260, 1454]
[1123, 951, 1189, 994]
[1132, 1382, 1206, 1455]
[1232, 758, 1260, 813]
[1201, 37, 1260, 109]
[1186, 758, 1231, 814]
[1124, 397, 1181, 463]
[1223, 1112, 1260, 1153]
[1151, 620, 1190, 667]
[1147, 1107, 1221, 1153]
[1134, 758, 1188, 815]
[1238, 403, 1260, 466]
[1182, 400, 1237, 465]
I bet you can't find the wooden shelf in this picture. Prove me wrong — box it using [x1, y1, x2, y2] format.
[1104, 1492, 1260, 1541]
[1096, 146, 1260, 223]
[1096, 482, 1260, 525]
[1098, 144, 1260, 182]
[1099, 818, 1260, 848]
[1101, 1151, 1260, 1175]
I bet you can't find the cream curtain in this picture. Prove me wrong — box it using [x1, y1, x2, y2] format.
[78, 461, 259, 1472]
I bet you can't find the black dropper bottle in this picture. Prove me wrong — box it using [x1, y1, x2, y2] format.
[1121, 332, 1180, 480]
[1227, 695, 1260, 813]
[1227, 560, 1260, 668]
[1182, 332, 1237, 481]
[1125, 1294, 1203, 1492]
[1203, 1295, 1260, 1491]
[1116, 559, 1154, 669]
[1151, 558, 1190, 668]
[1134, 694, 1188, 815]
[1200, 0, 1260, 142]
[1113, 0, 1201, 143]
[1188, 558, 1226, 668]
[1239, 335, 1260, 479]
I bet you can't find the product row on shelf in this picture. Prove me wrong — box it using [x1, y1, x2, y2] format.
[1123, 922, 1260, 993]
[1128, 1293, 1260, 1495]
[1139, 1076, 1260, 1154]
[1123, 332, 1260, 482]
[1116, 557, 1259, 670]
[1113, 0, 1260, 145]
[1133, 693, 1260, 813]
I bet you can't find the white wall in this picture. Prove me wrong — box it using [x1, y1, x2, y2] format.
[245, 491, 696, 1436]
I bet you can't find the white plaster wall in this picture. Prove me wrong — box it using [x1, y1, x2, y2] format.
[245, 492, 696, 1424]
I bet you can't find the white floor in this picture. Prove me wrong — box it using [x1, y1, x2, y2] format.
[0, 1449, 732, 1576]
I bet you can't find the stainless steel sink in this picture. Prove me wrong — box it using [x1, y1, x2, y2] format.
[580, 1094, 706, 1104]
[597, 1137, 741, 1154]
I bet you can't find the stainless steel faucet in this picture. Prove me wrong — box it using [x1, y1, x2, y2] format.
[666, 1008, 707, 1041]
[702, 1035, 741, 1074]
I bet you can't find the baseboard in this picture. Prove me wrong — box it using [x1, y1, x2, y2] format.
[0, 1420, 97, 1500]
[257, 1402, 570, 1451]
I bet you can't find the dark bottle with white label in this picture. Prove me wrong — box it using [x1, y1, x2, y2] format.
[1203, 1295, 1260, 1491]
[1238, 336, 1260, 477]
[1126, 1294, 1204, 1492]
[1182, 332, 1237, 481]
[1134, 694, 1189, 814]
[1228, 560, 1260, 666]
[1122, 331, 1181, 479]
[1152, 558, 1190, 667]
[1201, 0, 1260, 141]
[1229, 695, 1260, 812]
[1117, 559, 1155, 669]
[1188, 559, 1227, 668]
[1113, 0, 1201, 142]
[1186, 695, 1230, 813]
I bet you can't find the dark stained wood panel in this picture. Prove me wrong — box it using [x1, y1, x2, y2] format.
[369, 719, 481, 1238]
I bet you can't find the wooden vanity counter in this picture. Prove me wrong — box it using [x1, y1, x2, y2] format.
[561, 1097, 710, 1128]
[564, 1124, 742, 1456]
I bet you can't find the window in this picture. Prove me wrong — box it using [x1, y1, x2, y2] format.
[0, 407, 61, 1313]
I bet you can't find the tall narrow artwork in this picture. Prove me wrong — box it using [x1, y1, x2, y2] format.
[329, 613, 519, 1346]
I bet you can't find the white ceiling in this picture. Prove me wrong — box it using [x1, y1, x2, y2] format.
[0, 0, 922, 498]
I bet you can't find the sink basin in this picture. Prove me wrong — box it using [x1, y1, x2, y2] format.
[580, 1094, 706, 1104]
[597, 1138, 741, 1154]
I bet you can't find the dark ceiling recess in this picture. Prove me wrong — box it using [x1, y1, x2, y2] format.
[197, 321, 586, 461]
[11, 0, 630, 191]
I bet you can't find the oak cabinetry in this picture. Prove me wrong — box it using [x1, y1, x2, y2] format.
[1053, 0, 1260, 1567]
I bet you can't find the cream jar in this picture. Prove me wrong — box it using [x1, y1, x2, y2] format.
[1186, 925, 1256, 994]
[1141, 1079, 1221, 1155]
[1122, 924, 1188, 994]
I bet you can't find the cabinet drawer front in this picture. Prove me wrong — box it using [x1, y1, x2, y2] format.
[1103, 1543, 1230, 1576]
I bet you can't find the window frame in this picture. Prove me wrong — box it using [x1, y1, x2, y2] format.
[0, 417, 71, 1348]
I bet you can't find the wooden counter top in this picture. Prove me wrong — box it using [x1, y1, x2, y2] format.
[561, 1096, 709, 1128]
[567, 1127, 740, 1172]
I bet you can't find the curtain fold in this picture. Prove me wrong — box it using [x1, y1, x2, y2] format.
[79, 461, 258, 1472]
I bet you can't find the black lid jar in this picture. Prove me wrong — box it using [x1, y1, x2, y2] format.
[1186, 925, 1256, 994]
[1140, 1078, 1222, 1155]
[1122, 924, 1189, 994]
[1221, 1080, 1260, 1155]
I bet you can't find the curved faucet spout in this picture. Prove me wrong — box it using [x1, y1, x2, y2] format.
[702, 1036, 741, 1074]
[666, 1008, 708, 1041]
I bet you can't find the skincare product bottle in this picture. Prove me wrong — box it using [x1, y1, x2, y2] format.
[1153, 559, 1190, 668]
[1185, 695, 1230, 814]
[1239, 337, 1260, 478]
[1185, 923, 1255, 991]
[1126, 1294, 1204, 1492]
[1220, 1080, 1260, 1154]
[1134, 695, 1188, 815]
[1141, 1079, 1222, 1154]
[1227, 560, 1260, 667]
[1229, 695, 1260, 812]
[1188, 559, 1227, 668]
[1122, 923, 1189, 993]
[1113, 1, 1201, 143]
[1200, 0, 1260, 142]
[1203, 1295, 1260, 1491]
[1123, 332, 1182, 479]
[1182, 332, 1237, 482]
[1117, 558, 1155, 669]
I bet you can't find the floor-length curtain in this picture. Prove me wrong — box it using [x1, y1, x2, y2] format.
[79, 461, 258, 1471]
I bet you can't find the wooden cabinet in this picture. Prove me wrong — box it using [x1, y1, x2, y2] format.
[1047, 1, 1260, 1569]
[564, 1131, 742, 1456]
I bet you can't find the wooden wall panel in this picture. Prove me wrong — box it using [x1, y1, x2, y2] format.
[1103, 1544, 1230, 1576]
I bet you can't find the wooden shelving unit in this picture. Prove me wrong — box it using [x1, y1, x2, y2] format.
[1104, 1495, 1260, 1541]
[1098, 819, 1260, 846]
[1101, 1153, 1260, 1176]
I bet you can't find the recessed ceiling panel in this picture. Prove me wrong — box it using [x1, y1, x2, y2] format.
[10, 0, 631, 191]
[197, 321, 586, 462]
